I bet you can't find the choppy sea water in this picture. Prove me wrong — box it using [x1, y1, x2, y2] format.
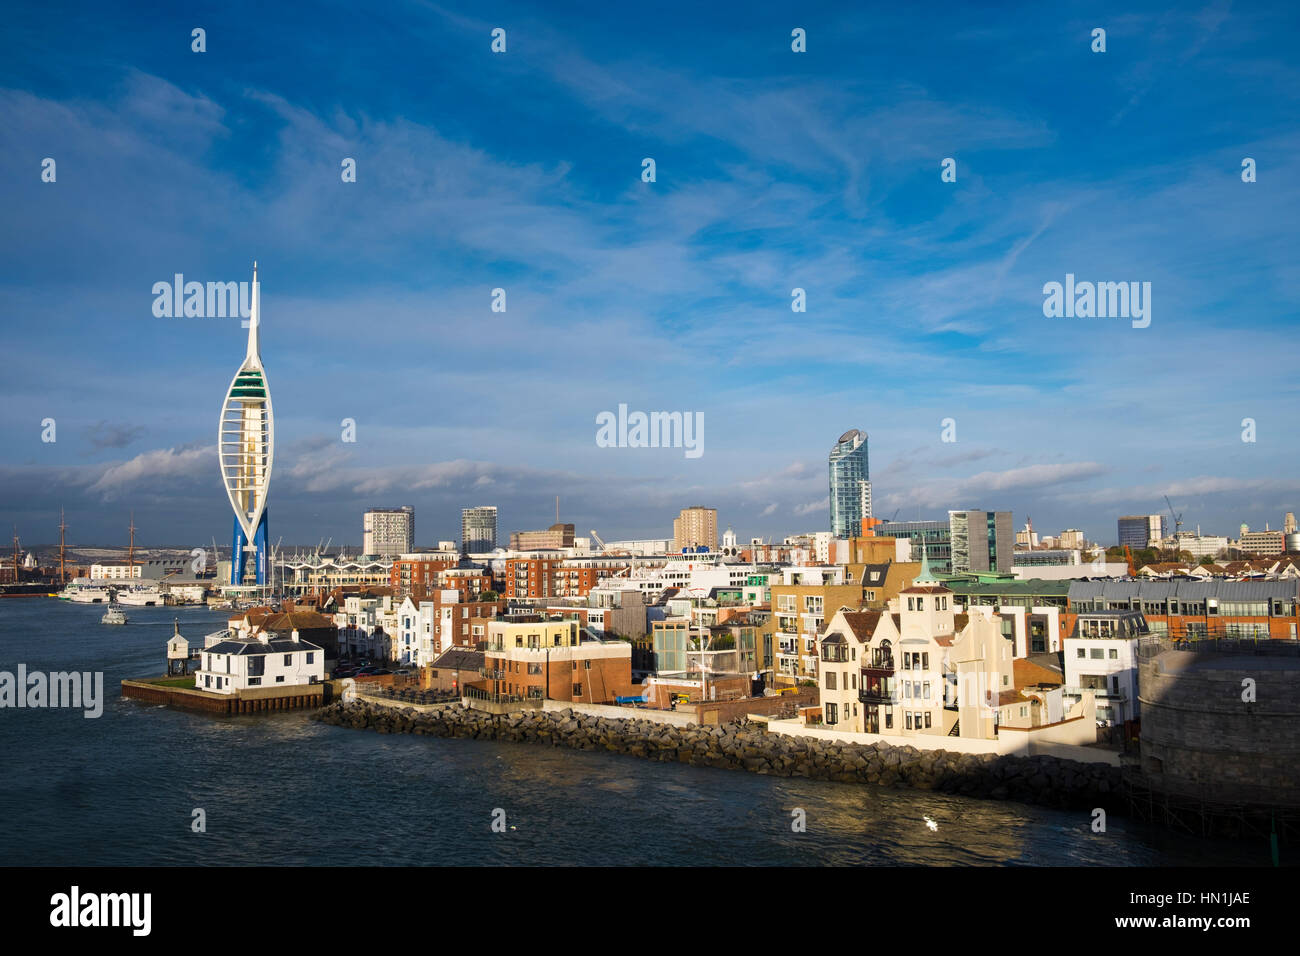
[0, 599, 1269, 866]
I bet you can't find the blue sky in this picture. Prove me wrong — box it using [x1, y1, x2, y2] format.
[1, 0, 1297, 550]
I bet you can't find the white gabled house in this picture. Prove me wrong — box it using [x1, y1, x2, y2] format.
[195, 629, 324, 695]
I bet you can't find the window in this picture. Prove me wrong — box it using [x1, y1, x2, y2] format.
[826, 702, 838, 725]
[306, 652, 314, 664]
[1109, 648, 1118, 659]
[248, 677, 261, 686]
[924, 713, 932, 729]
[922, 653, 929, 669]
[885, 708, 893, 730]
[826, 672, 837, 690]
[275, 676, 285, 683]
[906, 712, 913, 730]
[1077, 648, 1086, 658]
[572, 683, 582, 696]
[1090, 648, 1104, 659]
[923, 682, 931, 700]
[284, 654, 293, 666]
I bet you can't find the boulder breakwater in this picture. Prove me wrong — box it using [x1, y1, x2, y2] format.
[314, 700, 1125, 813]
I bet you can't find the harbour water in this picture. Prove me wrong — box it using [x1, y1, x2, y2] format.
[0, 600, 1269, 866]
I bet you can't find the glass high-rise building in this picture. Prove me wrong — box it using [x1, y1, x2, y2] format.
[462, 506, 498, 553]
[828, 429, 871, 538]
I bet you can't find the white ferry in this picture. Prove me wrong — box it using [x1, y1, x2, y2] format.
[58, 581, 112, 604]
[115, 584, 166, 607]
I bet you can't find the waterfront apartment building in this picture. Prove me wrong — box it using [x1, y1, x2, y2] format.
[949, 510, 1014, 574]
[828, 429, 871, 539]
[363, 507, 415, 556]
[1062, 609, 1148, 731]
[1118, 515, 1165, 550]
[479, 619, 632, 704]
[389, 553, 460, 599]
[1066, 579, 1300, 641]
[672, 506, 718, 552]
[461, 506, 498, 553]
[509, 523, 575, 550]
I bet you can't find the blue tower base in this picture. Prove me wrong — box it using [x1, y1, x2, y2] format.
[230, 511, 269, 586]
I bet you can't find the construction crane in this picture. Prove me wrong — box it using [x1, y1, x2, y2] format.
[590, 529, 607, 553]
[1163, 495, 1183, 559]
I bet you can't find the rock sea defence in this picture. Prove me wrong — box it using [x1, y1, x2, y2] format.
[314, 701, 1124, 812]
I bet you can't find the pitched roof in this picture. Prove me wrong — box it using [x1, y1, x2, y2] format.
[1014, 657, 1064, 690]
[839, 610, 883, 642]
[206, 636, 322, 655]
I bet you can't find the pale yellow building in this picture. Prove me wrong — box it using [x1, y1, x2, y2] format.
[672, 507, 718, 552]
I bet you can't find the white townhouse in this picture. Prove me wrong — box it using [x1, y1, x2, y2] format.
[1063, 609, 1148, 729]
[397, 596, 441, 667]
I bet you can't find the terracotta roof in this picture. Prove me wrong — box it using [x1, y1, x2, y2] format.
[1014, 657, 1063, 690]
[935, 635, 954, 647]
[840, 610, 883, 642]
[952, 613, 969, 631]
[998, 690, 1026, 707]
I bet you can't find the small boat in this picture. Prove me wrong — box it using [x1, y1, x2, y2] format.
[101, 606, 128, 625]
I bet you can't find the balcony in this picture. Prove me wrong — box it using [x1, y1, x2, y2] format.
[479, 667, 506, 680]
[859, 688, 896, 704]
